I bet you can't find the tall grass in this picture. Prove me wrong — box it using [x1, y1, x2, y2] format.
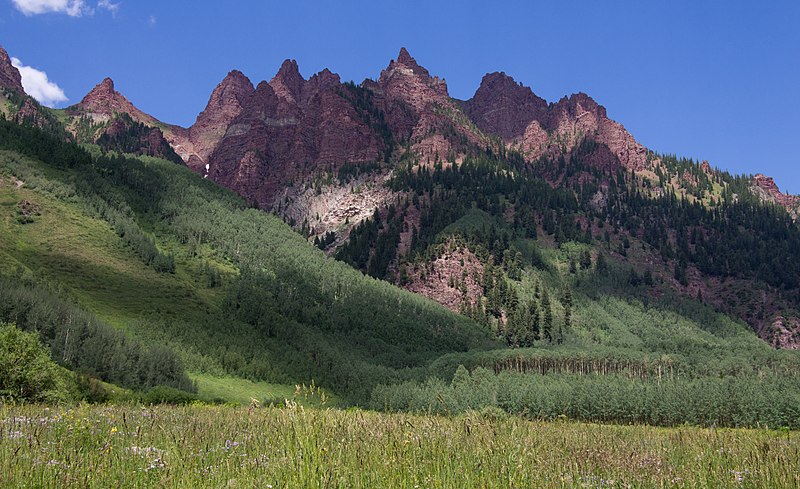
[0, 404, 797, 488]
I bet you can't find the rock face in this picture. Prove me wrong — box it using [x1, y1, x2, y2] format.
[0, 46, 59, 130]
[766, 316, 800, 350]
[405, 242, 485, 313]
[462, 72, 648, 171]
[375, 48, 485, 162]
[751, 173, 800, 218]
[184, 70, 255, 170]
[65, 77, 190, 162]
[0, 47, 24, 94]
[200, 48, 491, 209]
[462, 72, 547, 140]
[205, 61, 387, 206]
[62, 48, 653, 212]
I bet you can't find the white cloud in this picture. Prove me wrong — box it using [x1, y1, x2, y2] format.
[11, 0, 89, 17]
[147, 14, 156, 27]
[10, 57, 68, 107]
[97, 0, 119, 15]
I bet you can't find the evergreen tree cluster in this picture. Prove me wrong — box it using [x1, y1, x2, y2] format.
[372, 366, 800, 429]
[0, 277, 194, 393]
[96, 114, 183, 164]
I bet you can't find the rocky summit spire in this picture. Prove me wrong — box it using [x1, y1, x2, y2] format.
[78, 77, 118, 107]
[0, 46, 25, 94]
[394, 47, 430, 78]
[464, 72, 548, 140]
[72, 76, 157, 127]
[204, 70, 255, 111]
[270, 59, 305, 105]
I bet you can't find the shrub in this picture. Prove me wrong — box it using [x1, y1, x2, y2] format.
[0, 322, 68, 403]
[143, 385, 198, 405]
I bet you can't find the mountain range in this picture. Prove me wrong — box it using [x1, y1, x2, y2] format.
[1, 45, 798, 349]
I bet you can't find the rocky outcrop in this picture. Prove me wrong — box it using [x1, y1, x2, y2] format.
[0, 48, 62, 132]
[462, 71, 547, 140]
[463, 72, 648, 171]
[404, 242, 485, 313]
[548, 93, 648, 171]
[751, 173, 800, 219]
[184, 70, 255, 169]
[269, 59, 305, 109]
[206, 61, 386, 207]
[0, 47, 24, 94]
[70, 78, 158, 126]
[274, 171, 394, 244]
[65, 77, 196, 163]
[374, 48, 486, 162]
[766, 316, 800, 350]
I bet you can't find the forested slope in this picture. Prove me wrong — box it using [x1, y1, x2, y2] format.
[0, 118, 495, 404]
[1, 118, 799, 427]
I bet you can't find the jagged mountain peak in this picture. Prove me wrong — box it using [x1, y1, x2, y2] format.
[94, 77, 116, 94]
[384, 47, 432, 79]
[220, 70, 253, 88]
[397, 47, 414, 64]
[308, 68, 340, 87]
[270, 59, 306, 105]
[554, 92, 606, 118]
[276, 58, 302, 78]
[75, 77, 139, 118]
[464, 71, 548, 140]
[206, 70, 255, 105]
[68, 77, 157, 126]
[751, 173, 800, 217]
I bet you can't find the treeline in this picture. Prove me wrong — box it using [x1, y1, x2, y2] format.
[347, 137, 800, 300]
[0, 277, 194, 393]
[0, 120, 498, 404]
[0, 121, 176, 274]
[0, 116, 90, 168]
[372, 366, 800, 429]
[428, 343, 800, 382]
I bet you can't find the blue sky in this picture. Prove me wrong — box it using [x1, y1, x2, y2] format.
[2, 0, 799, 191]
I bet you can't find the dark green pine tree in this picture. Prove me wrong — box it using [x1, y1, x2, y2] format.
[595, 252, 608, 275]
[560, 287, 573, 344]
[528, 299, 540, 342]
[579, 249, 592, 270]
[541, 289, 553, 343]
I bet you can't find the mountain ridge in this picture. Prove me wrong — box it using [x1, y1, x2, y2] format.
[2, 45, 794, 213]
[1, 45, 799, 348]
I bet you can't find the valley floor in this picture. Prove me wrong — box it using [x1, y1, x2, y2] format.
[1, 404, 797, 488]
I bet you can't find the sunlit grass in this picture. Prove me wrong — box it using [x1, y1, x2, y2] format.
[192, 373, 338, 407]
[0, 404, 797, 488]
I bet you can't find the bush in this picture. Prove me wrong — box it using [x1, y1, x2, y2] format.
[0, 322, 69, 403]
[143, 385, 198, 405]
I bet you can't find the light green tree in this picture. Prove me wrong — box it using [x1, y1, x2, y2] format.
[0, 323, 68, 403]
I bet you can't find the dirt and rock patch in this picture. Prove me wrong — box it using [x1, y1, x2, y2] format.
[16, 199, 40, 224]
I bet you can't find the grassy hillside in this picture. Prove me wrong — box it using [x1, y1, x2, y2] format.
[0, 118, 495, 404]
[1, 119, 798, 428]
